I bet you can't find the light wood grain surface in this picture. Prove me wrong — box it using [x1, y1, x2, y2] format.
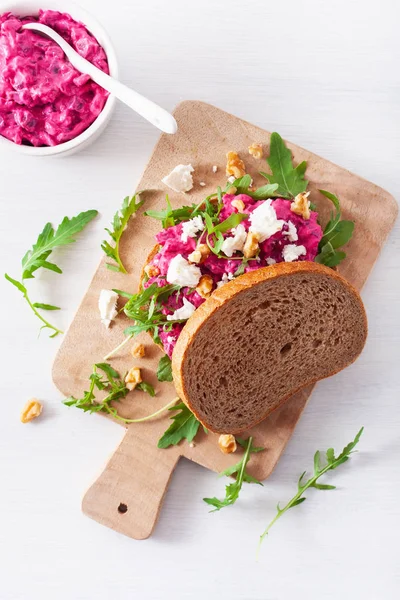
[0, 1, 399, 599]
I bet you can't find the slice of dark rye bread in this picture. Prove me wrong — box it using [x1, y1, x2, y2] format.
[171, 262, 367, 434]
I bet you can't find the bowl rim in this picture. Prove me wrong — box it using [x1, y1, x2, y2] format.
[0, 0, 118, 156]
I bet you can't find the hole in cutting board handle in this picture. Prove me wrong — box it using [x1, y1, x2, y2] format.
[118, 503, 128, 514]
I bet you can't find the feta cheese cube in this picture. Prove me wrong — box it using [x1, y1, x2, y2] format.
[249, 199, 285, 242]
[98, 289, 119, 328]
[162, 164, 194, 193]
[282, 244, 307, 262]
[284, 220, 298, 242]
[166, 297, 196, 321]
[221, 224, 247, 257]
[166, 254, 202, 287]
[181, 216, 204, 242]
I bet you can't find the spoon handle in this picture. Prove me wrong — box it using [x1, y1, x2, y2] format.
[85, 68, 178, 134]
[22, 23, 177, 134]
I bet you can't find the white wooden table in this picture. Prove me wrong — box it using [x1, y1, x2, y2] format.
[1, 1, 399, 598]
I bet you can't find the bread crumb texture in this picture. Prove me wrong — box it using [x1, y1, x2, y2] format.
[176, 267, 367, 433]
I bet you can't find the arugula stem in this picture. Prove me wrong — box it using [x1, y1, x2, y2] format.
[113, 241, 127, 274]
[258, 461, 333, 556]
[24, 288, 63, 337]
[237, 436, 253, 482]
[104, 397, 178, 423]
[103, 334, 133, 360]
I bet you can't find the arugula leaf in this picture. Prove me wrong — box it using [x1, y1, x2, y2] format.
[64, 362, 128, 415]
[22, 210, 98, 279]
[234, 258, 251, 276]
[145, 196, 199, 229]
[212, 213, 248, 234]
[32, 303, 61, 311]
[5, 273, 27, 294]
[123, 283, 181, 343]
[232, 174, 252, 194]
[248, 183, 279, 200]
[5, 210, 97, 337]
[157, 355, 173, 382]
[102, 193, 144, 273]
[137, 381, 156, 397]
[157, 402, 204, 448]
[261, 132, 308, 199]
[258, 427, 364, 552]
[315, 190, 355, 267]
[204, 437, 264, 511]
[65, 362, 160, 419]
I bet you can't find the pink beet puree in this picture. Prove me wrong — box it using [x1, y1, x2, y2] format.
[0, 10, 109, 146]
[148, 194, 323, 357]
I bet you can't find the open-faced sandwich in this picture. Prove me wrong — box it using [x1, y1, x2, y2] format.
[117, 133, 367, 433]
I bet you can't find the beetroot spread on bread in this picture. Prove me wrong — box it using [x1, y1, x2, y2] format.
[121, 134, 355, 363]
[144, 193, 323, 357]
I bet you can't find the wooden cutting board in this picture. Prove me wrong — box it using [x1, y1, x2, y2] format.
[52, 101, 398, 540]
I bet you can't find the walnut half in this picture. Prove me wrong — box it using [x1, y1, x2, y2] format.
[248, 142, 263, 159]
[125, 367, 142, 391]
[218, 434, 237, 454]
[188, 244, 211, 264]
[144, 264, 160, 278]
[291, 192, 311, 220]
[243, 231, 260, 259]
[20, 399, 42, 423]
[226, 151, 246, 179]
[131, 343, 146, 358]
[196, 274, 213, 298]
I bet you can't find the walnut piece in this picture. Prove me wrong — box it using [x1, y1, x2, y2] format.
[188, 244, 210, 264]
[248, 142, 263, 159]
[20, 399, 42, 423]
[144, 264, 160, 278]
[218, 434, 237, 454]
[196, 274, 213, 298]
[226, 151, 246, 179]
[291, 191, 311, 220]
[131, 343, 146, 358]
[125, 367, 142, 391]
[243, 231, 260, 258]
[231, 198, 245, 212]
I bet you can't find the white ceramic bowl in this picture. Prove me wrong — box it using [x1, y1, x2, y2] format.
[0, 0, 118, 156]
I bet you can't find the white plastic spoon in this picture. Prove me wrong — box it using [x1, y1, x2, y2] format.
[22, 22, 178, 134]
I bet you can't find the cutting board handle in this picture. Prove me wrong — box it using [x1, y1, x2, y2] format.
[82, 427, 180, 539]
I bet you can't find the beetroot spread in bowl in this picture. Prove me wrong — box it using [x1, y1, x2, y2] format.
[143, 192, 323, 357]
[0, 9, 109, 146]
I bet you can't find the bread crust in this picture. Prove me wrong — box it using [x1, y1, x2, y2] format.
[171, 261, 368, 433]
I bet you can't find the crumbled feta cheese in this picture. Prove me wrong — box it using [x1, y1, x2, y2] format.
[166, 254, 201, 287]
[98, 289, 118, 328]
[181, 216, 204, 242]
[227, 175, 236, 184]
[221, 224, 247, 257]
[199, 181, 206, 187]
[166, 297, 196, 321]
[249, 199, 285, 242]
[284, 220, 298, 242]
[212, 165, 218, 173]
[266, 257, 276, 266]
[282, 244, 307, 262]
[162, 164, 194, 193]
[216, 272, 234, 288]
